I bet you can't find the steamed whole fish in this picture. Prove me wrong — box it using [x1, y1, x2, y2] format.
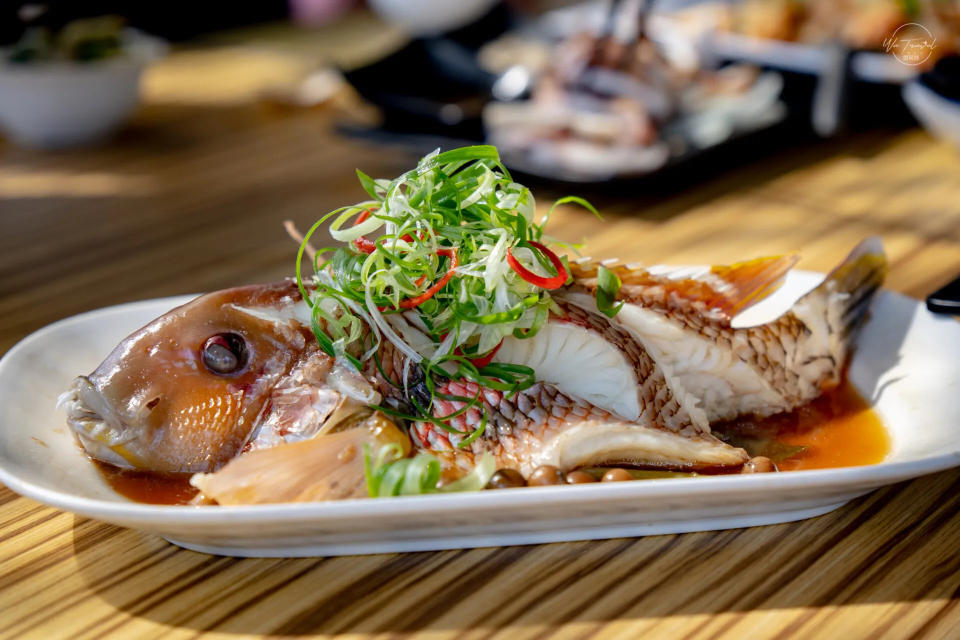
[386, 238, 887, 477]
[60, 237, 887, 498]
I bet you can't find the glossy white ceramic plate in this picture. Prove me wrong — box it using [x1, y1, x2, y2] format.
[1, 272, 958, 557]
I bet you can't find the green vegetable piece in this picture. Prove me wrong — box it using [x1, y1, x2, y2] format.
[364, 445, 495, 497]
[595, 266, 625, 318]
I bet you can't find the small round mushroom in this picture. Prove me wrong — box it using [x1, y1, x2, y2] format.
[565, 470, 599, 484]
[601, 468, 634, 482]
[486, 468, 527, 489]
[742, 456, 777, 474]
[528, 465, 565, 486]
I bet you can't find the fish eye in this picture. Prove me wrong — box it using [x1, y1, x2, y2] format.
[201, 333, 248, 375]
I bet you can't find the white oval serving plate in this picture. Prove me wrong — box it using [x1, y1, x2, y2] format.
[1, 271, 958, 557]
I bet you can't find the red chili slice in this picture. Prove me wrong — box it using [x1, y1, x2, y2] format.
[506, 241, 568, 289]
[352, 209, 377, 254]
[354, 210, 424, 254]
[377, 248, 459, 311]
[462, 339, 503, 368]
[442, 336, 504, 368]
[396, 248, 458, 309]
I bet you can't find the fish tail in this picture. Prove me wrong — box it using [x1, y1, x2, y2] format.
[814, 236, 888, 338]
[709, 253, 800, 315]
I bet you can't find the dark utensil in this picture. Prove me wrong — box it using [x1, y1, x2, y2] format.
[919, 54, 960, 101]
[588, 0, 624, 67]
[926, 274, 960, 316]
[811, 41, 854, 137]
[339, 1, 513, 140]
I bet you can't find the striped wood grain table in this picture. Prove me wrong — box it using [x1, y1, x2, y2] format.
[1, 33, 960, 640]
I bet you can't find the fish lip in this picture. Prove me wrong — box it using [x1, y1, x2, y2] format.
[59, 376, 103, 426]
[59, 376, 140, 469]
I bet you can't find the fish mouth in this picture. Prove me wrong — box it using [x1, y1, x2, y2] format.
[58, 377, 145, 469]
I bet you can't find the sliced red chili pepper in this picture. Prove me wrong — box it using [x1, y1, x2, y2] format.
[352, 209, 377, 254]
[441, 335, 504, 368]
[354, 237, 377, 253]
[378, 248, 459, 311]
[353, 209, 426, 254]
[462, 339, 503, 368]
[506, 241, 568, 289]
[397, 248, 458, 309]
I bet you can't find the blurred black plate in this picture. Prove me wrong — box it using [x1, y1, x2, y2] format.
[338, 107, 808, 190]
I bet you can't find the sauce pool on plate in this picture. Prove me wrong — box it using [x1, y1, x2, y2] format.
[96, 380, 889, 505]
[95, 463, 198, 505]
[714, 380, 890, 471]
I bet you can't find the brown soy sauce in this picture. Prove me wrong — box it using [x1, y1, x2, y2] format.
[96, 380, 890, 504]
[95, 461, 198, 505]
[712, 379, 889, 471]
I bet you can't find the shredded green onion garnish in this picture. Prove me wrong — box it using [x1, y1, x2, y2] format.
[296, 145, 598, 431]
[296, 145, 597, 365]
[364, 444, 496, 496]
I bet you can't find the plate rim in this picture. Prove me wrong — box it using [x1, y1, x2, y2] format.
[2, 278, 959, 526]
[3, 451, 960, 525]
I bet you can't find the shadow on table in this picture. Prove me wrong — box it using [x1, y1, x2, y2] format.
[71, 465, 960, 636]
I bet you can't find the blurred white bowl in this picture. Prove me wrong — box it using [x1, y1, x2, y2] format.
[902, 79, 960, 149]
[0, 31, 165, 149]
[368, 0, 500, 36]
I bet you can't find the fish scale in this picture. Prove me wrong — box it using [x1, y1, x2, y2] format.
[617, 286, 832, 408]
[568, 238, 887, 421]
[412, 380, 623, 476]
[569, 279, 819, 416]
[372, 293, 718, 460]
[555, 301, 698, 435]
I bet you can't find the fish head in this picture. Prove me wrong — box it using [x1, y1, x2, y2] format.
[62, 281, 316, 473]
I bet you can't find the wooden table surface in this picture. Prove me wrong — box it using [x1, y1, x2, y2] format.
[2, 20, 960, 639]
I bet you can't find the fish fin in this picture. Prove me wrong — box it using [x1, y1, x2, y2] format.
[808, 237, 888, 337]
[575, 254, 798, 319]
[553, 421, 749, 472]
[708, 253, 801, 316]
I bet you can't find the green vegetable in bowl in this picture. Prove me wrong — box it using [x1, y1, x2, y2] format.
[7, 16, 124, 64]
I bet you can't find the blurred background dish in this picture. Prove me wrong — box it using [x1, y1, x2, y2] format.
[482, 16, 787, 181]
[2, 0, 956, 167]
[707, 0, 959, 64]
[338, 0, 794, 182]
[332, 0, 960, 182]
[0, 13, 165, 148]
[367, 0, 502, 36]
[902, 54, 960, 148]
